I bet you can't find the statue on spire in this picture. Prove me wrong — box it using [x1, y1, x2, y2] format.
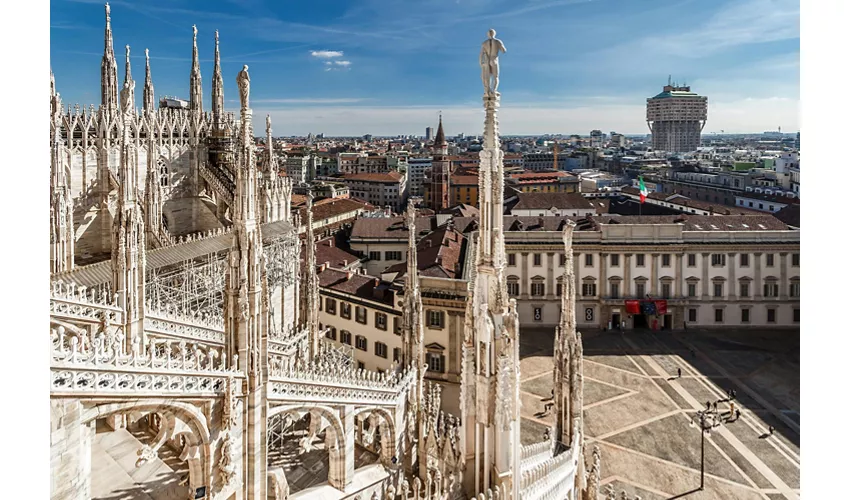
[120, 45, 135, 116]
[480, 29, 507, 96]
[237, 65, 251, 109]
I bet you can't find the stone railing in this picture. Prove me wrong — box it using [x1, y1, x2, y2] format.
[51, 325, 239, 396]
[166, 226, 230, 247]
[521, 440, 554, 471]
[268, 364, 416, 406]
[50, 281, 122, 325]
[268, 325, 308, 354]
[519, 429, 582, 500]
[145, 309, 226, 346]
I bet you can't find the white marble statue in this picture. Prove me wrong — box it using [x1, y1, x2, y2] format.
[480, 29, 507, 96]
[237, 65, 250, 109]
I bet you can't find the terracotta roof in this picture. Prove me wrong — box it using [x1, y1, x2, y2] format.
[441, 204, 480, 217]
[385, 224, 467, 279]
[297, 198, 370, 224]
[350, 216, 435, 240]
[513, 192, 593, 211]
[450, 175, 479, 186]
[509, 171, 577, 180]
[342, 172, 404, 183]
[314, 238, 361, 269]
[317, 267, 395, 306]
[620, 187, 764, 215]
[772, 204, 800, 228]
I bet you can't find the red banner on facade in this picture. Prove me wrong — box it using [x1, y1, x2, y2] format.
[655, 300, 667, 315]
[625, 300, 641, 314]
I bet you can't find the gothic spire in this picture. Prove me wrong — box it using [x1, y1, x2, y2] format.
[434, 113, 446, 147]
[402, 199, 424, 369]
[101, 2, 118, 116]
[143, 48, 155, 113]
[211, 30, 224, 124]
[189, 24, 203, 113]
[265, 114, 278, 174]
[554, 220, 581, 445]
[120, 45, 135, 115]
[301, 191, 320, 357]
[50, 68, 55, 97]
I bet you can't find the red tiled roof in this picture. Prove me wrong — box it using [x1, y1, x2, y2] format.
[513, 192, 593, 211]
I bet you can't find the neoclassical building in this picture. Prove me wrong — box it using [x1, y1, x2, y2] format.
[50, 7, 593, 500]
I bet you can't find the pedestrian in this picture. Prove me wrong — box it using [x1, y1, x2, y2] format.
[706, 401, 711, 410]
[732, 389, 737, 399]
[621, 320, 625, 332]
[684, 321, 688, 331]
[736, 409, 741, 420]
[713, 402, 717, 411]
[768, 425, 775, 435]
[677, 368, 682, 378]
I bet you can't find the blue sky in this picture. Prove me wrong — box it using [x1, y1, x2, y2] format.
[50, 0, 799, 136]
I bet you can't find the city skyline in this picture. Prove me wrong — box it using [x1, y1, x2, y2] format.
[51, 0, 799, 136]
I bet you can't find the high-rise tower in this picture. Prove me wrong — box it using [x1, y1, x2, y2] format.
[646, 80, 708, 153]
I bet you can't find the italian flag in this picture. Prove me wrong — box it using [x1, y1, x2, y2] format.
[639, 176, 648, 203]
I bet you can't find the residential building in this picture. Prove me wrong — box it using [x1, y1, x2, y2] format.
[506, 170, 580, 193]
[341, 172, 407, 212]
[509, 192, 597, 217]
[522, 152, 571, 171]
[407, 157, 432, 197]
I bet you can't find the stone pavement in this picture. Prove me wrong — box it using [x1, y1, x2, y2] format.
[518, 327, 800, 500]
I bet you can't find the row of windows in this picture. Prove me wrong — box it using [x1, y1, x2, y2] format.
[506, 252, 800, 269]
[368, 250, 405, 261]
[687, 307, 800, 324]
[321, 325, 446, 372]
[322, 297, 446, 330]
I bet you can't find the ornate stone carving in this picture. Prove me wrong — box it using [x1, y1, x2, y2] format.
[237, 65, 250, 109]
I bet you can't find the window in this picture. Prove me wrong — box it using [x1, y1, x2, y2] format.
[688, 308, 697, 322]
[357, 361, 365, 370]
[585, 254, 593, 267]
[714, 309, 724, 323]
[636, 254, 645, 267]
[556, 282, 563, 296]
[610, 254, 620, 267]
[355, 335, 368, 351]
[393, 317, 401, 335]
[764, 282, 779, 297]
[427, 310, 445, 328]
[687, 254, 696, 267]
[560, 253, 567, 266]
[356, 306, 367, 324]
[507, 281, 519, 296]
[636, 283, 645, 298]
[793, 308, 800, 323]
[531, 281, 545, 296]
[375, 342, 388, 359]
[341, 330, 352, 345]
[661, 254, 671, 267]
[325, 298, 336, 315]
[714, 283, 724, 297]
[581, 283, 596, 297]
[508, 253, 516, 266]
[740, 254, 749, 267]
[766, 253, 775, 267]
[610, 283, 620, 299]
[687, 283, 697, 297]
[789, 282, 800, 298]
[533, 254, 542, 266]
[711, 254, 726, 267]
[375, 312, 387, 330]
[385, 251, 402, 261]
[341, 302, 351, 319]
[661, 283, 671, 299]
[792, 253, 800, 266]
[369, 251, 381, 261]
[427, 352, 445, 373]
[393, 347, 401, 362]
[740, 283, 750, 297]
[767, 308, 776, 323]
[325, 327, 337, 340]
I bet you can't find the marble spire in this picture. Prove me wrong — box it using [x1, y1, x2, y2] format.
[189, 25, 203, 113]
[143, 49, 155, 113]
[101, 2, 118, 117]
[212, 30, 225, 125]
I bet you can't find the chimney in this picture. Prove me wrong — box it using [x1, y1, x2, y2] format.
[709, 206, 714, 215]
[342, 259, 348, 267]
[346, 271, 353, 280]
[319, 264, 327, 272]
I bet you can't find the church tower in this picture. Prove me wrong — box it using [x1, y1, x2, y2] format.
[461, 31, 522, 498]
[428, 115, 450, 211]
[101, 2, 118, 120]
[223, 66, 268, 499]
[111, 45, 146, 343]
[50, 71, 75, 274]
[189, 25, 203, 114]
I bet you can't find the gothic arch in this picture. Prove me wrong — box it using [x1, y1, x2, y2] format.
[267, 404, 345, 448]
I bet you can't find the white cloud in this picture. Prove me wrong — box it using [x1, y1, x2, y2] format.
[334, 60, 351, 66]
[310, 50, 344, 58]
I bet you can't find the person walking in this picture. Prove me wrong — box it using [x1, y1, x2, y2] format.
[677, 367, 682, 378]
[736, 409, 741, 420]
[768, 425, 775, 435]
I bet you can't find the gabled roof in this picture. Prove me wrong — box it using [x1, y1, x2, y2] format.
[513, 192, 593, 211]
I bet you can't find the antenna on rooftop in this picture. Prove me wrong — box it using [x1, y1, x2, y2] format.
[668, 75, 671, 86]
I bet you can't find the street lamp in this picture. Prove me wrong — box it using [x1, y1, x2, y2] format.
[690, 408, 722, 490]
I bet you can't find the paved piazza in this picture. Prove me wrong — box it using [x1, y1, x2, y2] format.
[518, 327, 800, 500]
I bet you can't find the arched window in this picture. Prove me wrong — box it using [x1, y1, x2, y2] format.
[158, 157, 169, 187]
